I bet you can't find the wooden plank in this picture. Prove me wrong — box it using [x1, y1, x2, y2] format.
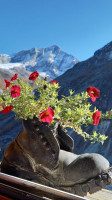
[0, 172, 89, 200]
[0, 182, 48, 200]
[86, 189, 112, 200]
[1, 172, 112, 200]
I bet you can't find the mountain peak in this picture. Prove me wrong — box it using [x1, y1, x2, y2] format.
[48, 45, 60, 50]
[0, 45, 78, 81]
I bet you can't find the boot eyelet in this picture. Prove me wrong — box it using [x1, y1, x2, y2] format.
[41, 138, 47, 145]
[46, 143, 50, 150]
[51, 150, 55, 156]
[38, 133, 43, 139]
[34, 125, 39, 131]
[31, 119, 37, 123]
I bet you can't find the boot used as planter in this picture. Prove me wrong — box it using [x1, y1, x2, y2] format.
[1, 116, 112, 196]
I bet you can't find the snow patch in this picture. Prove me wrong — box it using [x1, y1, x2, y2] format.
[0, 63, 22, 70]
[53, 65, 58, 74]
[73, 58, 78, 64]
[48, 52, 56, 63]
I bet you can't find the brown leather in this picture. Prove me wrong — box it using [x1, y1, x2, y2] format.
[2, 117, 60, 171]
[1, 117, 111, 196]
[57, 124, 74, 152]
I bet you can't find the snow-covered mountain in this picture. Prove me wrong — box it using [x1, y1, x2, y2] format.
[0, 45, 78, 87]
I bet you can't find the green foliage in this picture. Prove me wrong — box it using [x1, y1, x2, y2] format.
[0, 75, 112, 144]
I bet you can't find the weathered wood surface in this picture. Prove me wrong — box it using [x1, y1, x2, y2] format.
[0, 172, 112, 200]
[0, 172, 88, 200]
[86, 189, 112, 200]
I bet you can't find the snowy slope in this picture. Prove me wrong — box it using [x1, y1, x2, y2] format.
[0, 45, 78, 80]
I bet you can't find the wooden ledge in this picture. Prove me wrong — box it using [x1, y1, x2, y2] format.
[0, 172, 88, 200]
[86, 189, 112, 200]
[0, 172, 112, 200]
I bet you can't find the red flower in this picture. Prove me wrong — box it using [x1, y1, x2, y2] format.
[29, 71, 39, 80]
[10, 85, 21, 98]
[40, 107, 54, 123]
[11, 73, 18, 81]
[4, 79, 10, 90]
[92, 111, 101, 125]
[1, 105, 13, 114]
[51, 80, 59, 84]
[87, 86, 100, 102]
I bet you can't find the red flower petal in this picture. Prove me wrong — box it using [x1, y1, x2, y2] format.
[1, 105, 13, 114]
[91, 97, 96, 102]
[29, 71, 39, 80]
[4, 79, 10, 90]
[11, 73, 18, 81]
[10, 85, 21, 98]
[92, 111, 101, 125]
[51, 80, 59, 84]
[40, 114, 53, 123]
[87, 87, 100, 102]
[40, 107, 54, 123]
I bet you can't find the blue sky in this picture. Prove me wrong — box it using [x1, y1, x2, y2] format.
[0, 0, 112, 61]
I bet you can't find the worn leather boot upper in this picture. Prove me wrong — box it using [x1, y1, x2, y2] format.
[1, 117, 111, 196]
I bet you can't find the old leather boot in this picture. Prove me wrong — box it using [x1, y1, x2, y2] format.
[1, 117, 112, 196]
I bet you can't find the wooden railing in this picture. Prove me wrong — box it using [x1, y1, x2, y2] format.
[0, 172, 89, 200]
